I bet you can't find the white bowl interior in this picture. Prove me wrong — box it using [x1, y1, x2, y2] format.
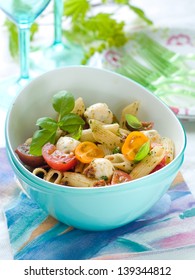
[7, 66, 185, 162]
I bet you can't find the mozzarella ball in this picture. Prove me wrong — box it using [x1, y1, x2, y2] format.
[85, 158, 114, 180]
[56, 136, 80, 153]
[84, 103, 113, 124]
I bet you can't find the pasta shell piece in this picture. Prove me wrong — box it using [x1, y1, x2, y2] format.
[130, 145, 166, 180]
[120, 101, 140, 128]
[105, 153, 135, 173]
[62, 172, 98, 187]
[72, 97, 85, 116]
[44, 169, 63, 184]
[89, 119, 123, 149]
[161, 137, 175, 163]
[33, 168, 47, 179]
[80, 123, 120, 143]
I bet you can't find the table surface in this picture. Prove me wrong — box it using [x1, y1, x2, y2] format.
[0, 0, 195, 260]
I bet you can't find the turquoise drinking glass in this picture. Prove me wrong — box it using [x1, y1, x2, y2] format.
[30, 0, 84, 71]
[0, 0, 51, 110]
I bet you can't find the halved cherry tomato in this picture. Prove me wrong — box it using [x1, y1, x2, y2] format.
[75, 141, 104, 164]
[111, 170, 132, 185]
[150, 156, 166, 173]
[15, 143, 45, 167]
[42, 143, 77, 172]
[122, 131, 149, 161]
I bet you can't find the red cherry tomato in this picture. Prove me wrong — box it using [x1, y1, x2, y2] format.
[15, 143, 45, 167]
[111, 170, 132, 185]
[42, 143, 77, 172]
[150, 156, 166, 173]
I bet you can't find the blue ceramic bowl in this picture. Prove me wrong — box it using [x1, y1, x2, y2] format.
[5, 66, 186, 231]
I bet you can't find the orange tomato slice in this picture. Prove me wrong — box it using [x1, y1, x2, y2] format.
[75, 141, 104, 163]
[122, 131, 149, 161]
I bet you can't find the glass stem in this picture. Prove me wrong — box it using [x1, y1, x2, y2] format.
[18, 24, 30, 80]
[54, 0, 62, 44]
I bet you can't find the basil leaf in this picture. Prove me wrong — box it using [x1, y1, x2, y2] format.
[134, 140, 150, 162]
[36, 117, 58, 131]
[30, 129, 57, 156]
[126, 114, 142, 129]
[52, 91, 75, 118]
[59, 113, 85, 133]
[69, 125, 83, 140]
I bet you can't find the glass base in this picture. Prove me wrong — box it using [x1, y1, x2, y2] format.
[0, 76, 31, 111]
[30, 41, 84, 72]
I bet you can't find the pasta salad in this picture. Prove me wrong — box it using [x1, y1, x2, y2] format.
[15, 91, 175, 187]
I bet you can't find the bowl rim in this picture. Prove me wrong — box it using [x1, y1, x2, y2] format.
[5, 66, 187, 192]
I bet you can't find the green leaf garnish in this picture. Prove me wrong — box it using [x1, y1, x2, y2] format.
[69, 125, 83, 140]
[59, 113, 85, 133]
[30, 129, 57, 156]
[36, 117, 58, 131]
[134, 140, 150, 162]
[30, 91, 85, 156]
[52, 91, 75, 118]
[126, 114, 142, 129]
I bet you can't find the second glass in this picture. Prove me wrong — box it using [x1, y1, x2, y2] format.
[30, 0, 84, 71]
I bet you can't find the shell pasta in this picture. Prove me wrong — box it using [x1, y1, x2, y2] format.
[15, 93, 175, 188]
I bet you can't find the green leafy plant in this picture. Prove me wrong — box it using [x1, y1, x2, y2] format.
[63, 0, 152, 63]
[4, 0, 152, 63]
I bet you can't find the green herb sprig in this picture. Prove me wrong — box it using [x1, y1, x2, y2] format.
[126, 114, 154, 131]
[126, 114, 142, 129]
[134, 140, 150, 162]
[30, 91, 85, 156]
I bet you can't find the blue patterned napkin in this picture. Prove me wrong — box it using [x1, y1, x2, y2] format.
[1, 147, 195, 260]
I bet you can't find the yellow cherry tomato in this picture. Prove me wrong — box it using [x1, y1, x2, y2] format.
[75, 141, 104, 163]
[122, 131, 149, 161]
